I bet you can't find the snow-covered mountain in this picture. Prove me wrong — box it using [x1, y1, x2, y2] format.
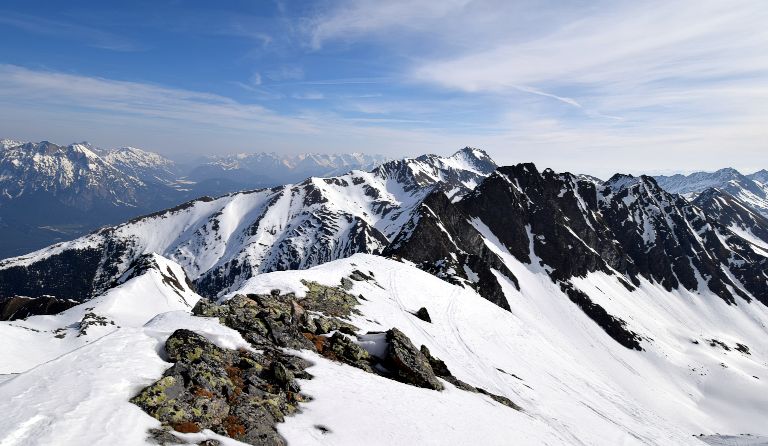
[100, 146, 179, 184]
[0, 139, 24, 150]
[185, 151, 389, 188]
[693, 188, 768, 252]
[0, 147, 497, 307]
[0, 141, 150, 207]
[0, 139, 399, 259]
[386, 166, 768, 338]
[0, 140, 183, 259]
[655, 168, 768, 216]
[2, 150, 768, 445]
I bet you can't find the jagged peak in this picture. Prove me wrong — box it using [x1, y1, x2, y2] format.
[449, 146, 492, 161]
[695, 186, 727, 200]
[604, 173, 638, 188]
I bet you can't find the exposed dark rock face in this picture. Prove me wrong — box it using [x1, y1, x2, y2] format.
[384, 328, 444, 390]
[0, 240, 130, 305]
[385, 190, 519, 310]
[0, 295, 78, 320]
[387, 163, 768, 349]
[414, 307, 432, 323]
[694, 188, 768, 246]
[559, 283, 643, 351]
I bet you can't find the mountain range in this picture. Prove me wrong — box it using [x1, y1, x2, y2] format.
[0, 139, 389, 258]
[0, 147, 767, 445]
[655, 168, 768, 215]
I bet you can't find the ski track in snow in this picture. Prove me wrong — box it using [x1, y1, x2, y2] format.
[0, 252, 766, 445]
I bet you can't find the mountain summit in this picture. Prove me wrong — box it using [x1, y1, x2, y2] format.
[1, 154, 767, 445]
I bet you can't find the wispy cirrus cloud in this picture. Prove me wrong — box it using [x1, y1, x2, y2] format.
[0, 64, 477, 160]
[0, 11, 141, 51]
[304, 0, 768, 175]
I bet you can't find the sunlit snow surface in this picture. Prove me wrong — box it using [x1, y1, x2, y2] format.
[0, 149, 493, 297]
[1, 252, 767, 445]
[700, 436, 768, 446]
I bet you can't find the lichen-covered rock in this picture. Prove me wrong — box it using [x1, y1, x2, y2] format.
[319, 332, 375, 373]
[311, 314, 357, 335]
[299, 280, 361, 318]
[136, 281, 521, 446]
[475, 387, 522, 410]
[340, 277, 354, 290]
[193, 294, 313, 351]
[131, 329, 308, 446]
[384, 328, 443, 390]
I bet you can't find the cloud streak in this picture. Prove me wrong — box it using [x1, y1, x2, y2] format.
[0, 11, 141, 51]
[305, 0, 768, 174]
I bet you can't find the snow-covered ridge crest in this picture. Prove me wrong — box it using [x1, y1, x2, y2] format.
[0, 138, 24, 150]
[0, 147, 497, 304]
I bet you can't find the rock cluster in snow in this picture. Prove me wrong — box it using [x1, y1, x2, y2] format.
[134, 273, 516, 444]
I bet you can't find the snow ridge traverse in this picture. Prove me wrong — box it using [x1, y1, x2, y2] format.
[1, 150, 767, 445]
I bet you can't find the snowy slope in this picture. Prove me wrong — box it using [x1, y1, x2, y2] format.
[694, 188, 768, 252]
[0, 254, 253, 446]
[0, 147, 495, 305]
[0, 254, 200, 374]
[2, 253, 764, 445]
[233, 255, 768, 444]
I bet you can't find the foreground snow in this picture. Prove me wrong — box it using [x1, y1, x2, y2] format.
[1, 253, 767, 445]
[236, 254, 761, 445]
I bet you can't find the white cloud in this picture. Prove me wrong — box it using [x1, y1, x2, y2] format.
[4, 0, 768, 179]
[0, 65, 472, 160]
[292, 92, 325, 100]
[308, 0, 473, 48]
[305, 0, 768, 175]
[0, 11, 141, 52]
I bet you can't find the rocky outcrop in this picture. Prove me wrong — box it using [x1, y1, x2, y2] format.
[133, 278, 520, 445]
[0, 295, 78, 321]
[388, 163, 768, 350]
[132, 329, 309, 446]
[419, 345, 522, 410]
[384, 328, 444, 390]
[385, 189, 519, 310]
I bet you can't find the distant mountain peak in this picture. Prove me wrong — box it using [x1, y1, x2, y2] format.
[0, 138, 24, 150]
[655, 167, 768, 216]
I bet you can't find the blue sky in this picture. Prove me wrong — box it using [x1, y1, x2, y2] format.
[0, 0, 767, 177]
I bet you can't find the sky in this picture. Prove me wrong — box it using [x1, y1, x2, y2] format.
[0, 0, 767, 177]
